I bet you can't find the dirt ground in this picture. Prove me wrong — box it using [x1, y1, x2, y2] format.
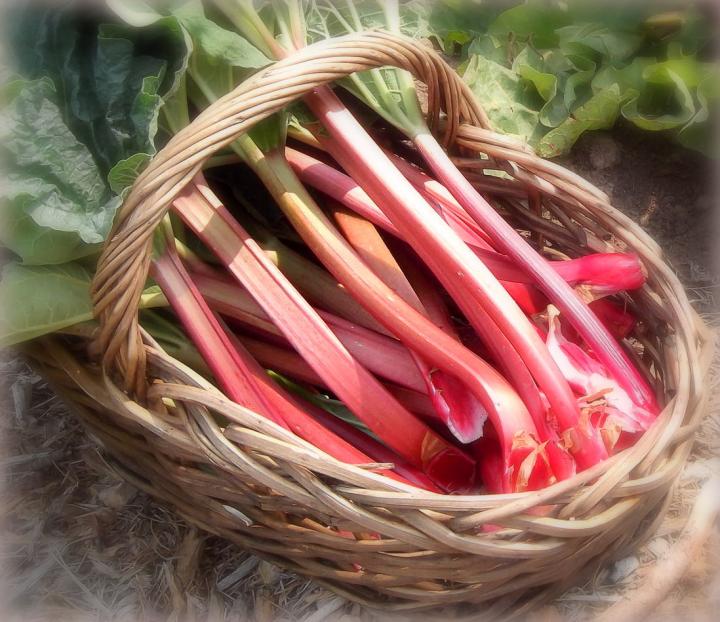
[1, 126, 718, 622]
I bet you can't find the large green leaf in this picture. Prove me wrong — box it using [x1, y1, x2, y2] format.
[452, 1, 717, 157]
[462, 55, 541, 143]
[537, 85, 622, 157]
[489, 3, 569, 49]
[0, 261, 166, 347]
[621, 68, 695, 131]
[676, 73, 719, 156]
[0, 262, 94, 347]
[512, 47, 557, 102]
[556, 23, 642, 64]
[426, 0, 496, 53]
[0, 79, 120, 264]
[7, 7, 189, 179]
[170, 1, 269, 116]
[174, 2, 269, 71]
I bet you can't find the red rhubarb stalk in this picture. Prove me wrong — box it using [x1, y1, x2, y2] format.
[411, 132, 657, 414]
[235, 333, 438, 419]
[172, 177, 475, 492]
[330, 201, 488, 442]
[543, 306, 655, 440]
[151, 240, 287, 427]
[234, 139, 541, 462]
[229, 137, 556, 488]
[287, 145, 576, 465]
[303, 87, 606, 469]
[152, 236, 424, 473]
[288, 147, 645, 297]
[193, 271, 427, 394]
[257, 234, 388, 335]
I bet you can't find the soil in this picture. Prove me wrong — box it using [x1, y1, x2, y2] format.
[561, 123, 717, 295]
[1, 128, 718, 622]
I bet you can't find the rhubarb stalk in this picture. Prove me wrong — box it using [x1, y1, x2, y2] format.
[172, 177, 476, 492]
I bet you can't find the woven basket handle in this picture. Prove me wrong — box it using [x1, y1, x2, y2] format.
[90, 30, 490, 394]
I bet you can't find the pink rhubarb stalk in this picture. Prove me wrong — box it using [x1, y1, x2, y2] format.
[151, 241, 287, 427]
[411, 131, 657, 414]
[232, 139, 556, 488]
[235, 333, 437, 419]
[257, 234, 388, 335]
[543, 306, 655, 452]
[330, 201, 487, 442]
[192, 271, 426, 394]
[172, 177, 475, 492]
[287, 147, 645, 297]
[303, 87, 606, 469]
[288, 143, 572, 465]
[151, 238, 418, 475]
[237, 142, 549, 474]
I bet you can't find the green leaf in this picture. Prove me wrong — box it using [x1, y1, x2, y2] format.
[108, 153, 152, 196]
[539, 93, 570, 128]
[174, 3, 269, 72]
[557, 23, 643, 63]
[427, 0, 496, 53]
[466, 34, 511, 67]
[621, 68, 695, 130]
[463, 54, 541, 143]
[106, 0, 162, 27]
[538, 85, 622, 157]
[0, 262, 166, 347]
[592, 57, 655, 95]
[677, 75, 718, 155]
[7, 5, 192, 192]
[643, 58, 704, 88]
[512, 47, 557, 102]
[489, 3, 570, 48]
[304, 0, 427, 134]
[174, 2, 269, 111]
[563, 55, 596, 110]
[0, 78, 120, 264]
[0, 262, 94, 347]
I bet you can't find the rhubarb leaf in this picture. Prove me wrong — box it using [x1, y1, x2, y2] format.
[0, 261, 165, 347]
[441, 2, 716, 155]
[0, 78, 120, 264]
[173, 2, 269, 72]
[7, 6, 190, 179]
[537, 85, 622, 158]
[621, 66, 696, 131]
[305, 0, 428, 133]
[0, 262, 95, 347]
[426, 0, 492, 53]
[489, 3, 569, 49]
[512, 47, 558, 102]
[173, 2, 270, 112]
[462, 54, 541, 143]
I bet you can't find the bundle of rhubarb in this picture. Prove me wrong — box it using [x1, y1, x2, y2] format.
[1, 0, 661, 496]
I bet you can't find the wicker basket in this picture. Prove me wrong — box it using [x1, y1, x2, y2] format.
[23, 32, 713, 614]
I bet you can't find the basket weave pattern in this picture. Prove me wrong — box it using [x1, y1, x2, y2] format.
[25, 32, 712, 612]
